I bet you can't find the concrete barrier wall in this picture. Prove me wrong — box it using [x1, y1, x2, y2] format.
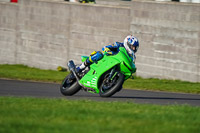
[16, 0, 71, 69]
[130, 0, 200, 82]
[68, 2, 130, 62]
[0, 2, 18, 64]
[0, 0, 199, 82]
[0, 0, 130, 70]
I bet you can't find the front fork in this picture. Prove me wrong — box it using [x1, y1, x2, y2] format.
[108, 66, 118, 81]
[67, 60, 83, 87]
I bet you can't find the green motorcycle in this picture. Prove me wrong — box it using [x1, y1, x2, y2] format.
[60, 47, 136, 97]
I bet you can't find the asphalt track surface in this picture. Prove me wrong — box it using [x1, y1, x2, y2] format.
[0, 79, 200, 106]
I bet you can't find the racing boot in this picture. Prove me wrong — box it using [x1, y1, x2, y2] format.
[75, 59, 91, 74]
[76, 63, 86, 73]
[75, 51, 103, 74]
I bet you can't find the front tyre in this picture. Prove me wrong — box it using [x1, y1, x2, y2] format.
[99, 71, 124, 97]
[60, 73, 81, 96]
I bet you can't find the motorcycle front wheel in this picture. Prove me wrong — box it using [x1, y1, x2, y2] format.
[60, 73, 81, 96]
[99, 71, 124, 97]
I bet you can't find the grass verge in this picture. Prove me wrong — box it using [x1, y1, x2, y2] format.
[124, 77, 200, 94]
[0, 97, 200, 133]
[0, 64, 199, 94]
[0, 64, 67, 83]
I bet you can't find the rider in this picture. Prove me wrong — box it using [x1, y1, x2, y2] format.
[76, 35, 139, 73]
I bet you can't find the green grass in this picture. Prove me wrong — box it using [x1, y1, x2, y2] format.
[0, 64, 200, 94]
[0, 64, 67, 83]
[124, 77, 200, 94]
[0, 97, 200, 133]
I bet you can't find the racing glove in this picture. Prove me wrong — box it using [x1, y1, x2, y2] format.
[103, 48, 112, 55]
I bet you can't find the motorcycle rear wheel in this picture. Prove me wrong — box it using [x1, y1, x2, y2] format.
[99, 71, 124, 97]
[60, 73, 81, 96]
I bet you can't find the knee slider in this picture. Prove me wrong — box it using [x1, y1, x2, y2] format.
[89, 51, 103, 63]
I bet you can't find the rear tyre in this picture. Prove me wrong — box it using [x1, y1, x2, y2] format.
[60, 73, 81, 96]
[99, 71, 124, 97]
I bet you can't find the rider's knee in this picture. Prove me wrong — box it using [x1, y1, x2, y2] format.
[88, 51, 103, 64]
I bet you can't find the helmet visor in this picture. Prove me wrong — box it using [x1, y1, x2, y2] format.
[127, 42, 137, 53]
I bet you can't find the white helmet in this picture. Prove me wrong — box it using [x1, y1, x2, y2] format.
[124, 35, 139, 55]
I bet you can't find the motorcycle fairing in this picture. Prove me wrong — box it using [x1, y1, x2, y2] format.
[79, 47, 136, 93]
